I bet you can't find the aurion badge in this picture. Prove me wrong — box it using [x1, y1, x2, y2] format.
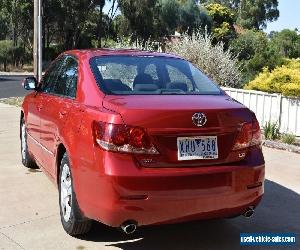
[192, 113, 207, 127]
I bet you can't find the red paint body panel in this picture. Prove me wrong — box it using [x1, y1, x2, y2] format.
[21, 49, 265, 228]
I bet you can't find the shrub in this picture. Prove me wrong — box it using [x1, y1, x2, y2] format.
[167, 32, 242, 87]
[0, 40, 32, 71]
[111, 32, 242, 88]
[108, 36, 158, 51]
[0, 40, 13, 71]
[263, 121, 280, 140]
[245, 59, 300, 97]
[281, 133, 296, 145]
[230, 30, 284, 83]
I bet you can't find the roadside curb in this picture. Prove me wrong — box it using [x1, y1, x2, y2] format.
[263, 140, 300, 154]
[0, 72, 33, 76]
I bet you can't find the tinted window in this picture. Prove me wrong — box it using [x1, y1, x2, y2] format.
[98, 62, 136, 88]
[53, 56, 78, 98]
[144, 64, 158, 80]
[166, 65, 193, 91]
[90, 56, 221, 95]
[40, 58, 63, 93]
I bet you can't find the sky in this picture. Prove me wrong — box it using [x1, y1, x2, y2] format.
[265, 0, 300, 33]
[103, 2, 119, 15]
[103, 0, 300, 33]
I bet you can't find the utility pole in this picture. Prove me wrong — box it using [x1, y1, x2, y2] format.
[33, 0, 42, 81]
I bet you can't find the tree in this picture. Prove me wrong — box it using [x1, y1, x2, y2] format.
[200, 0, 241, 9]
[94, 0, 106, 48]
[237, 0, 279, 29]
[178, 0, 211, 35]
[156, 0, 181, 37]
[118, 0, 157, 42]
[51, 0, 98, 50]
[270, 29, 300, 59]
[0, 1, 10, 40]
[0, 0, 33, 48]
[230, 29, 283, 82]
[118, 0, 211, 42]
[112, 14, 131, 39]
[205, 3, 236, 46]
[0, 40, 13, 71]
[200, 0, 279, 30]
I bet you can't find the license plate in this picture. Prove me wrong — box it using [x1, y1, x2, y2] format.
[177, 136, 218, 160]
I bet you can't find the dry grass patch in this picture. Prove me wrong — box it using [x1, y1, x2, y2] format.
[0, 97, 24, 107]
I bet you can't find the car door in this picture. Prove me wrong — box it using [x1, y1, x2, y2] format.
[39, 56, 78, 176]
[26, 58, 63, 166]
[26, 92, 44, 165]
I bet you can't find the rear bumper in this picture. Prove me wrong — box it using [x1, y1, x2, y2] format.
[100, 167, 263, 227]
[76, 147, 265, 227]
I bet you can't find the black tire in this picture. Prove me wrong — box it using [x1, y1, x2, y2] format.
[20, 117, 38, 169]
[59, 152, 92, 236]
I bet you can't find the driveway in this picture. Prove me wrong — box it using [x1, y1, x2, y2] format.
[0, 103, 299, 250]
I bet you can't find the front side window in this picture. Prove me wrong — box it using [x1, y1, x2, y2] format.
[90, 56, 221, 95]
[53, 56, 78, 98]
[40, 58, 63, 93]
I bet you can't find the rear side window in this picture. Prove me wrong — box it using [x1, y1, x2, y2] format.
[90, 56, 221, 95]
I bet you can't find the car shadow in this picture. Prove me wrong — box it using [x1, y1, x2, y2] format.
[79, 180, 300, 250]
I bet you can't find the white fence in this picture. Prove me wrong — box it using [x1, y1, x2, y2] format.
[222, 87, 300, 136]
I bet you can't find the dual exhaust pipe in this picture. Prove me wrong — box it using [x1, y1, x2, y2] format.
[120, 207, 254, 234]
[243, 206, 255, 218]
[120, 221, 137, 234]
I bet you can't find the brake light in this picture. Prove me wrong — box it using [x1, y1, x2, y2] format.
[251, 120, 262, 146]
[233, 120, 262, 150]
[92, 121, 159, 154]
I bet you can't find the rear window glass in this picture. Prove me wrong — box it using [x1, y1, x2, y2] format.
[90, 55, 222, 95]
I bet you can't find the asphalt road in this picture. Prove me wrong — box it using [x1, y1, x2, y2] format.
[0, 103, 299, 250]
[0, 75, 30, 98]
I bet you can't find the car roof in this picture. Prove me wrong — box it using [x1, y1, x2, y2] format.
[63, 48, 183, 60]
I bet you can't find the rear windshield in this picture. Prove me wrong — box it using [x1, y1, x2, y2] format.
[90, 56, 222, 95]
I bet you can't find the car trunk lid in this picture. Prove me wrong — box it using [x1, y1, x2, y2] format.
[103, 95, 253, 167]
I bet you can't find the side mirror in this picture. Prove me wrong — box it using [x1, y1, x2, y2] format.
[22, 77, 37, 90]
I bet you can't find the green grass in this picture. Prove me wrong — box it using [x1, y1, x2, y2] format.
[263, 121, 280, 140]
[281, 133, 296, 145]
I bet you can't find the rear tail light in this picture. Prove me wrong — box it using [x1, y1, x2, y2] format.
[233, 120, 262, 150]
[92, 121, 159, 155]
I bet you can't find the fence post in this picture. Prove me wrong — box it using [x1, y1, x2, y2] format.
[277, 94, 283, 129]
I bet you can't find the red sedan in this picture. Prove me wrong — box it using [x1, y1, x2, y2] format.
[20, 49, 264, 235]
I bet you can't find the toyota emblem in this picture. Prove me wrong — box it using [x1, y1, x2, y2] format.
[192, 113, 207, 127]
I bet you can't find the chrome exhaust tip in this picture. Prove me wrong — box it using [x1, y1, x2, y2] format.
[243, 206, 255, 218]
[121, 221, 137, 234]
